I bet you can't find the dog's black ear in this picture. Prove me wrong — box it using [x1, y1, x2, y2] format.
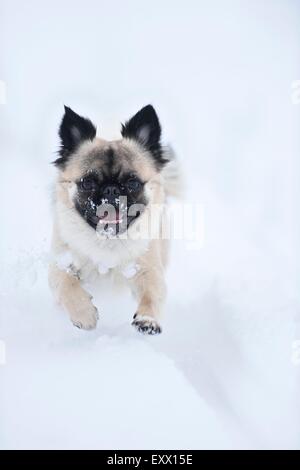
[54, 106, 97, 168]
[121, 105, 167, 169]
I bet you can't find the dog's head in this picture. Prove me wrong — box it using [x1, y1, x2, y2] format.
[54, 105, 168, 236]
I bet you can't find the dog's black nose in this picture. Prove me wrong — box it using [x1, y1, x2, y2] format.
[102, 185, 120, 199]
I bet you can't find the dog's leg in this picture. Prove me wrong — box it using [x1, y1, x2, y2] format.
[48, 263, 98, 330]
[131, 241, 167, 335]
[49, 223, 98, 330]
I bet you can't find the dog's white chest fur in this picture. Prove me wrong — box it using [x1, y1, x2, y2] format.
[55, 200, 148, 281]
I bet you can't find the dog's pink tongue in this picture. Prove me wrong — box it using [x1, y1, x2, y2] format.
[102, 209, 121, 223]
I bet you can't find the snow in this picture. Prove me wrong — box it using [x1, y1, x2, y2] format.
[0, 0, 299, 450]
[55, 251, 74, 271]
[122, 263, 139, 279]
[98, 263, 110, 275]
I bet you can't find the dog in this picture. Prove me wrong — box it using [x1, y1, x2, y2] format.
[48, 104, 180, 334]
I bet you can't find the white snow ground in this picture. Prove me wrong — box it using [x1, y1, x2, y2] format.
[0, 0, 299, 449]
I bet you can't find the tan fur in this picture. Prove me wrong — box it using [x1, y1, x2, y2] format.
[49, 134, 173, 333]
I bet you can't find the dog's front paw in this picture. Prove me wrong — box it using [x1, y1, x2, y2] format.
[71, 305, 99, 330]
[132, 314, 162, 335]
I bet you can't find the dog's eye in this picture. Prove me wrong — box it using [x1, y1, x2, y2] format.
[80, 177, 97, 191]
[126, 178, 142, 192]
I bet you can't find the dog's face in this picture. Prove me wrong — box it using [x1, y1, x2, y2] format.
[54, 105, 167, 236]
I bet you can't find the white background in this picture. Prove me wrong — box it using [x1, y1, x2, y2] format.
[0, 0, 299, 449]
